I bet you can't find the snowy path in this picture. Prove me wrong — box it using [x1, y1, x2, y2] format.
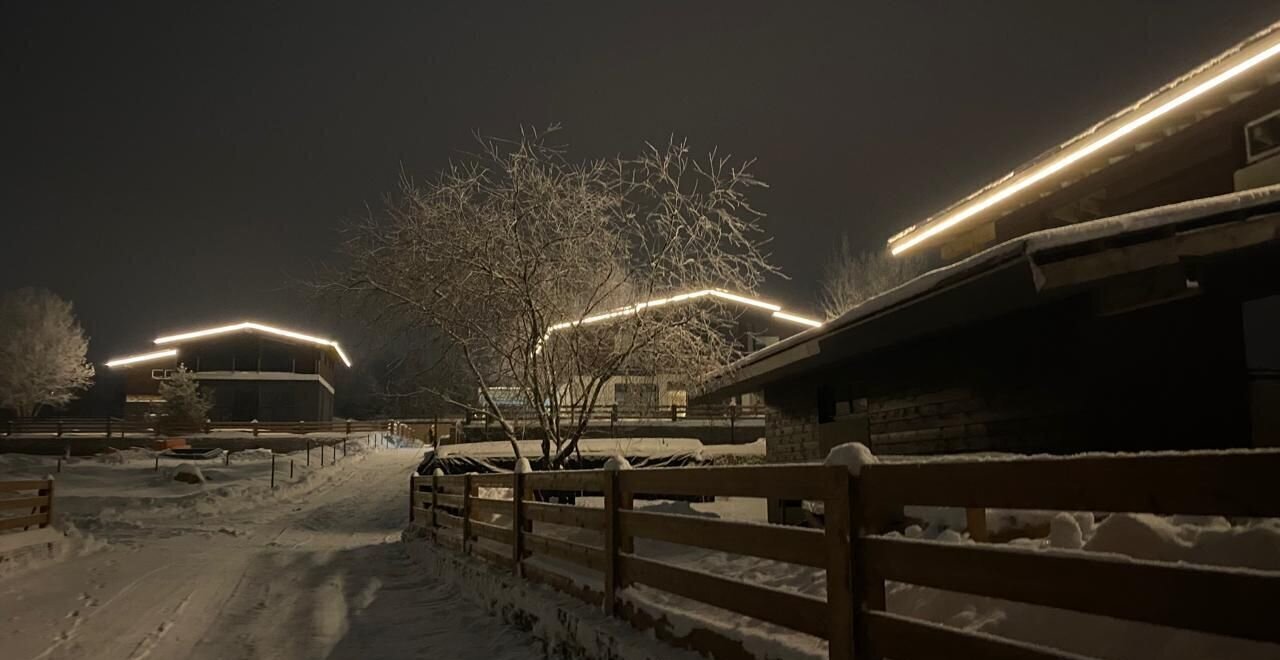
[0, 449, 542, 660]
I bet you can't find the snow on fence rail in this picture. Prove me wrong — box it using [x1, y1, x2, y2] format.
[0, 478, 54, 540]
[409, 451, 1280, 660]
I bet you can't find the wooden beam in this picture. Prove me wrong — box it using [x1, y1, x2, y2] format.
[865, 612, 1094, 660]
[620, 465, 839, 500]
[620, 509, 826, 568]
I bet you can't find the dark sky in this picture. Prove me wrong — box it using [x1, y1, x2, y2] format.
[4, 1, 1279, 362]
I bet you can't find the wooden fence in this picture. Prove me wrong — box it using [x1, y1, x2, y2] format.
[0, 479, 54, 538]
[3, 417, 420, 441]
[464, 402, 766, 424]
[409, 450, 1280, 660]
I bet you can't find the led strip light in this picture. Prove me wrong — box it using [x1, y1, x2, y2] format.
[889, 35, 1280, 255]
[104, 349, 179, 368]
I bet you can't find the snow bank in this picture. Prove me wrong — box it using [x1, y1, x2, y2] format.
[0, 522, 108, 583]
[824, 442, 877, 476]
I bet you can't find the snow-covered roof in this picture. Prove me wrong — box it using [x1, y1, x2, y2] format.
[889, 20, 1280, 256]
[106, 321, 352, 368]
[696, 184, 1280, 399]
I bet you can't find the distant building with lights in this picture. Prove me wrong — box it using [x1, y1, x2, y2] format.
[696, 21, 1280, 518]
[106, 322, 351, 422]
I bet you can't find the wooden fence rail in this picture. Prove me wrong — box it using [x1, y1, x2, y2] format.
[0, 479, 54, 538]
[4, 417, 422, 442]
[409, 450, 1280, 660]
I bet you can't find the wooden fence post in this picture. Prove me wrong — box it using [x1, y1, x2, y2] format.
[105, 418, 112, 439]
[431, 473, 439, 532]
[461, 474, 473, 555]
[409, 476, 416, 523]
[966, 507, 989, 542]
[851, 472, 885, 660]
[512, 470, 525, 575]
[41, 478, 54, 529]
[825, 468, 855, 660]
[604, 470, 619, 615]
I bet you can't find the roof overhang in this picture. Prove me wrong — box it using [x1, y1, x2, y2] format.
[696, 185, 1280, 400]
[888, 20, 1280, 256]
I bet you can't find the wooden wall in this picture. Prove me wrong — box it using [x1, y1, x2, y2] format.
[764, 293, 1252, 459]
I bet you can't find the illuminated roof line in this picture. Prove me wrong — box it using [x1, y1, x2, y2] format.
[889, 21, 1280, 255]
[152, 321, 353, 367]
[105, 349, 178, 368]
[546, 289, 820, 334]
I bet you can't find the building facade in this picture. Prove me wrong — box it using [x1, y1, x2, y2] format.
[106, 322, 351, 422]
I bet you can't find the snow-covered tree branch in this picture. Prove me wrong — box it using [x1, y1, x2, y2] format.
[819, 234, 926, 319]
[323, 128, 776, 466]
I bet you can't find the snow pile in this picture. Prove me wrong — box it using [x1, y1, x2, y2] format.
[0, 522, 108, 583]
[604, 454, 633, 471]
[824, 442, 877, 475]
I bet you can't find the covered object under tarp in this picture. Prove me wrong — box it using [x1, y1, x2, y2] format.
[415, 437, 710, 475]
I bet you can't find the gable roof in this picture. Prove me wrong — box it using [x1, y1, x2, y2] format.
[106, 321, 352, 368]
[889, 20, 1280, 256]
[545, 288, 821, 334]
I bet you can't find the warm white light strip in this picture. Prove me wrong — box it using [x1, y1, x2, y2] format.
[889, 37, 1280, 255]
[105, 349, 178, 368]
[771, 311, 822, 328]
[153, 321, 353, 367]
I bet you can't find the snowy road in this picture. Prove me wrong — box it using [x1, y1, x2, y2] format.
[0, 449, 542, 660]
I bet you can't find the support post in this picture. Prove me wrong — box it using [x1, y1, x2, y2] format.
[307, 440, 311, 466]
[461, 474, 472, 554]
[270, 452, 276, 489]
[321, 441, 325, 467]
[290, 459, 294, 479]
[41, 478, 54, 528]
[511, 470, 525, 574]
[603, 470, 619, 615]
[851, 472, 885, 660]
[966, 507, 988, 542]
[409, 476, 416, 523]
[431, 473, 439, 531]
[105, 418, 112, 439]
[825, 468, 855, 660]
[155, 455, 160, 472]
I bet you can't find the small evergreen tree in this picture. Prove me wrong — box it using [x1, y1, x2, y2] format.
[159, 365, 212, 431]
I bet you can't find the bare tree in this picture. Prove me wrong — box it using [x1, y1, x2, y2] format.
[0, 287, 95, 417]
[819, 234, 927, 319]
[325, 128, 775, 467]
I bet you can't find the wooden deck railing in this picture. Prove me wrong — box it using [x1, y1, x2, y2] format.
[0, 479, 54, 539]
[409, 451, 1280, 660]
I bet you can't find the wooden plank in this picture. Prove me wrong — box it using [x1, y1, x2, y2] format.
[469, 497, 509, 517]
[471, 520, 513, 545]
[825, 469, 855, 660]
[471, 541, 513, 567]
[525, 532, 606, 572]
[436, 510, 465, 530]
[435, 493, 464, 509]
[860, 450, 1280, 517]
[525, 471, 605, 491]
[412, 506, 432, 522]
[0, 514, 47, 531]
[0, 496, 48, 511]
[619, 555, 828, 639]
[512, 471, 525, 574]
[523, 501, 606, 529]
[864, 536, 1280, 643]
[461, 474, 472, 554]
[524, 561, 604, 607]
[865, 612, 1094, 660]
[471, 473, 513, 487]
[0, 481, 48, 493]
[619, 465, 838, 500]
[620, 510, 826, 568]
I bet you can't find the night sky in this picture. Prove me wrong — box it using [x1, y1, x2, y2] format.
[5, 2, 1280, 364]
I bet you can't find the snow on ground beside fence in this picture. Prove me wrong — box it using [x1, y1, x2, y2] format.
[0, 432, 396, 583]
[461, 475, 1280, 659]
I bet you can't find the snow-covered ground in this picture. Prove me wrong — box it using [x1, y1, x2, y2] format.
[0, 446, 544, 660]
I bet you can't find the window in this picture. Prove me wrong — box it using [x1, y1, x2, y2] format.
[1246, 109, 1280, 163]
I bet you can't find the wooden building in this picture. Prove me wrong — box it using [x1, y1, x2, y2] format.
[106, 322, 351, 422]
[695, 22, 1280, 485]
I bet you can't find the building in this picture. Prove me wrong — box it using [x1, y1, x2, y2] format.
[483, 289, 820, 417]
[695, 22, 1280, 484]
[105, 321, 352, 422]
